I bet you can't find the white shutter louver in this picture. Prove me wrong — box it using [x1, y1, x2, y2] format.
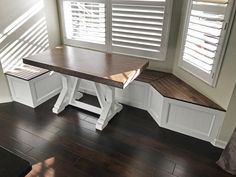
[63, 0, 106, 45]
[111, 0, 172, 60]
[180, 0, 234, 85]
[59, 0, 172, 59]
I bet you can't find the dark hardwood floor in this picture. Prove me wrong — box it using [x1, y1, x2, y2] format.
[0, 95, 232, 177]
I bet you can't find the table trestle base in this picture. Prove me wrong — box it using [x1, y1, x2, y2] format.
[52, 74, 123, 130]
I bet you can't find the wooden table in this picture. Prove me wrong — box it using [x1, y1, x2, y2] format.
[23, 45, 148, 130]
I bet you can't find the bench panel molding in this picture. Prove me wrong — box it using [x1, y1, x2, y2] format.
[32, 72, 62, 106]
[160, 98, 225, 143]
[7, 72, 62, 108]
[116, 81, 149, 110]
[79, 79, 149, 110]
[147, 86, 164, 125]
[7, 77, 34, 106]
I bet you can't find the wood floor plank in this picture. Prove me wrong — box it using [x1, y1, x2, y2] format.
[173, 163, 232, 177]
[0, 96, 233, 177]
[54, 116, 176, 174]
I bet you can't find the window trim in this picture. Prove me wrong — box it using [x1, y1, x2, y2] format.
[59, 0, 108, 51]
[58, 0, 173, 61]
[178, 0, 236, 87]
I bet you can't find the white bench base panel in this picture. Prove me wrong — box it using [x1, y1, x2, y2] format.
[7, 72, 62, 108]
[79, 79, 226, 148]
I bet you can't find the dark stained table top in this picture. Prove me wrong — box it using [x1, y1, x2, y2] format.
[23, 45, 149, 89]
[0, 146, 31, 177]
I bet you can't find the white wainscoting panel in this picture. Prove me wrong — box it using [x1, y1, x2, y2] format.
[32, 72, 62, 106]
[78, 79, 149, 110]
[7, 72, 62, 108]
[7, 77, 34, 106]
[115, 81, 149, 110]
[147, 86, 164, 125]
[161, 98, 225, 142]
[79, 79, 96, 95]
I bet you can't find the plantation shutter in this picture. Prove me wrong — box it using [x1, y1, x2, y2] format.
[179, 0, 234, 85]
[61, 0, 106, 50]
[111, 0, 172, 60]
[59, 0, 173, 60]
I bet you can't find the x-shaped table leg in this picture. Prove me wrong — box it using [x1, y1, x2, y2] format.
[52, 74, 123, 130]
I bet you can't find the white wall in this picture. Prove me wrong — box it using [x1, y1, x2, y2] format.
[0, 0, 39, 33]
[0, 63, 11, 103]
[0, 0, 61, 103]
[0, 0, 61, 47]
[43, 0, 61, 47]
[148, 0, 183, 72]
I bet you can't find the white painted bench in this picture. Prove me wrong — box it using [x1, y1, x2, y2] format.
[78, 70, 226, 148]
[6, 65, 62, 108]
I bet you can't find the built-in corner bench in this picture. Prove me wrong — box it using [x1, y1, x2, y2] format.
[5, 65, 225, 148]
[79, 69, 226, 148]
[138, 70, 225, 147]
[6, 65, 61, 108]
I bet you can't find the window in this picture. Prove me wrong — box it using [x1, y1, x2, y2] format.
[61, 0, 106, 51]
[178, 0, 235, 86]
[59, 0, 173, 60]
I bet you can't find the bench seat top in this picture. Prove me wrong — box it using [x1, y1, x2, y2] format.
[136, 70, 225, 112]
[5, 65, 49, 81]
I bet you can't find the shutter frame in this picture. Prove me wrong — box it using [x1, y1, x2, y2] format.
[59, 0, 107, 51]
[178, 0, 235, 86]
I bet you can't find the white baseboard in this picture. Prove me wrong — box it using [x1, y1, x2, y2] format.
[0, 97, 12, 103]
[211, 139, 228, 149]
